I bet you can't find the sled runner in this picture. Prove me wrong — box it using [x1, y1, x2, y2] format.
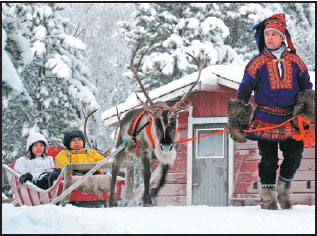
[2, 146, 134, 207]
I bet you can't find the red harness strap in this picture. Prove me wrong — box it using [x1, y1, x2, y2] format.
[146, 116, 155, 149]
[128, 110, 145, 135]
[129, 107, 180, 151]
[128, 110, 155, 151]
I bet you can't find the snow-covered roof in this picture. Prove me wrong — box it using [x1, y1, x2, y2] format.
[101, 65, 315, 126]
[101, 64, 244, 126]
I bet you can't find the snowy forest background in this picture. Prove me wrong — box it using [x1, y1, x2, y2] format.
[2, 2, 315, 166]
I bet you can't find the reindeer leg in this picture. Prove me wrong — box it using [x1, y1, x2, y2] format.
[150, 164, 169, 197]
[107, 151, 126, 207]
[140, 154, 153, 207]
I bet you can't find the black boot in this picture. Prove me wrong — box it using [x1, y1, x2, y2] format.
[48, 169, 61, 188]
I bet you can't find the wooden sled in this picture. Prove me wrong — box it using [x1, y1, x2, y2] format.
[2, 146, 134, 207]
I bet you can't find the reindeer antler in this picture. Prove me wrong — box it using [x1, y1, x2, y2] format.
[130, 43, 153, 106]
[82, 106, 99, 149]
[167, 53, 207, 122]
[130, 45, 207, 137]
[83, 105, 122, 157]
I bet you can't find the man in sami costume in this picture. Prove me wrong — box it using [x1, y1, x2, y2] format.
[227, 13, 314, 210]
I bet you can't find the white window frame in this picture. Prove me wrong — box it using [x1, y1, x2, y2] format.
[195, 128, 225, 159]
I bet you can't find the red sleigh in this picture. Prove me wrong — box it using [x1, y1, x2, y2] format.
[2, 146, 134, 207]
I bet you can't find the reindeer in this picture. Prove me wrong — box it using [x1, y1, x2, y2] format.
[107, 44, 206, 207]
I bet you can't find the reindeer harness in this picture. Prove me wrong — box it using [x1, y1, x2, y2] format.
[126, 108, 179, 151]
[127, 109, 155, 151]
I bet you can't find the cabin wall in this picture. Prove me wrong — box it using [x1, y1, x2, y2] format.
[232, 132, 315, 206]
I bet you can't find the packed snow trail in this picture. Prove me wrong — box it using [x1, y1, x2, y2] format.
[2, 204, 314, 234]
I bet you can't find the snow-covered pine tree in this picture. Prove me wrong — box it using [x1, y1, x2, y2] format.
[279, 3, 315, 71]
[2, 4, 35, 163]
[2, 3, 99, 162]
[119, 3, 245, 91]
[2, 5, 33, 105]
[219, 3, 315, 69]
[61, 3, 135, 150]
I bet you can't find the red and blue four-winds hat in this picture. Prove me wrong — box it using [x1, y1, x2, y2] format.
[252, 13, 296, 53]
[264, 13, 286, 38]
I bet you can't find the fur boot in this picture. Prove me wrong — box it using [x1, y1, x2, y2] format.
[227, 99, 253, 143]
[260, 188, 278, 210]
[292, 90, 315, 128]
[276, 178, 292, 209]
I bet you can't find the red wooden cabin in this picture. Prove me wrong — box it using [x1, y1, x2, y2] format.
[102, 65, 315, 207]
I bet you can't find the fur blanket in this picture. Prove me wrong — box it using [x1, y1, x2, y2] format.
[71, 174, 114, 196]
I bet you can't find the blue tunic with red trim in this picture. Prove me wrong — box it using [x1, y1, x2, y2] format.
[237, 46, 312, 141]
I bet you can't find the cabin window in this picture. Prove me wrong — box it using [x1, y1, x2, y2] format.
[195, 128, 224, 158]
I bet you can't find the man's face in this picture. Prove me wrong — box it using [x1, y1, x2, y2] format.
[264, 30, 284, 50]
[70, 137, 84, 150]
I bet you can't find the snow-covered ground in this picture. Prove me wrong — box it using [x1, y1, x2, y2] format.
[2, 203, 314, 234]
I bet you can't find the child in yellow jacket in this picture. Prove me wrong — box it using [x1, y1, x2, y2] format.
[55, 130, 104, 173]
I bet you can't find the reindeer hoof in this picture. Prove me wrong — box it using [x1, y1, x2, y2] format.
[139, 194, 153, 207]
[139, 200, 153, 207]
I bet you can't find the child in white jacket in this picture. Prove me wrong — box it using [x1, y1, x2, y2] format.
[14, 133, 60, 189]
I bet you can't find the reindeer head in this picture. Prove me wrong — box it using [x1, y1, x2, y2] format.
[131, 43, 206, 153]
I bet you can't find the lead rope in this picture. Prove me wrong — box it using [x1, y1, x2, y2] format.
[176, 114, 315, 149]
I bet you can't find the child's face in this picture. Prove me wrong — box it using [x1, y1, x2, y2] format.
[32, 141, 45, 156]
[70, 137, 84, 150]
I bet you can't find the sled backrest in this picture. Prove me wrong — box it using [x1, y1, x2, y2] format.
[47, 146, 64, 160]
[8, 161, 16, 169]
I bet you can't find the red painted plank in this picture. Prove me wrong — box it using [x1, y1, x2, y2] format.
[190, 90, 238, 117]
[157, 184, 187, 196]
[235, 141, 258, 150]
[155, 196, 187, 206]
[234, 182, 259, 194]
[293, 171, 315, 181]
[235, 149, 259, 161]
[235, 161, 259, 172]
[169, 161, 187, 173]
[234, 158, 315, 173]
[235, 172, 259, 182]
[292, 181, 315, 192]
[234, 170, 315, 182]
[297, 159, 315, 171]
[152, 173, 187, 185]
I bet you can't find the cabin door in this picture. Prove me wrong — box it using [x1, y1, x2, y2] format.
[191, 122, 229, 206]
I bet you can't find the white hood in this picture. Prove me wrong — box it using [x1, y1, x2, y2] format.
[26, 133, 48, 152]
